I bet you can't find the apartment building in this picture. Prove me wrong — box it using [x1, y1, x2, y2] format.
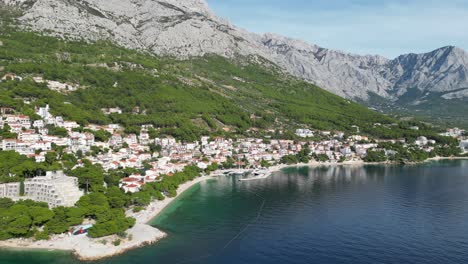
[0, 182, 21, 198]
[24, 171, 84, 207]
[0, 171, 84, 208]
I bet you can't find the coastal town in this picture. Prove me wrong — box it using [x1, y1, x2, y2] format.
[0, 103, 467, 199]
[2, 0, 468, 262]
[0, 47, 468, 264]
[0, 78, 467, 260]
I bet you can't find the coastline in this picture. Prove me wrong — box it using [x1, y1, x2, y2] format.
[426, 156, 468, 161]
[0, 223, 167, 261]
[282, 156, 468, 169]
[128, 174, 217, 225]
[245, 156, 468, 181]
[0, 156, 466, 261]
[0, 175, 216, 261]
[269, 159, 366, 172]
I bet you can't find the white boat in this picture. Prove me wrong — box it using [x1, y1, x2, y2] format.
[239, 169, 271, 181]
[230, 169, 247, 176]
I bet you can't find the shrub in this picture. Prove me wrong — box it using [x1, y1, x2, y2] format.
[133, 206, 144, 213]
[34, 227, 50, 241]
[113, 239, 121, 246]
[116, 231, 127, 239]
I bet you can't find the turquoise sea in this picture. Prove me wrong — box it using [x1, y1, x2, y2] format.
[2, 160, 468, 264]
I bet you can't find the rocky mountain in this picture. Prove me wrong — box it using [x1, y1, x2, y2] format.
[2, 0, 270, 58]
[260, 33, 394, 99]
[2, 0, 468, 108]
[386, 46, 468, 98]
[261, 35, 468, 102]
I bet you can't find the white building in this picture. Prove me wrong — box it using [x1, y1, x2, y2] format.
[36, 105, 51, 120]
[415, 136, 436, 146]
[33, 120, 45, 128]
[440, 128, 465, 138]
[23, 171, 83, 207]
[101, 107, 123, 115]
[0, 183, 21, 198]
[139, 130, 150, 145]
[2, 139, 17, 151]
[295, 129, 314, 138]
[415, 136, 428, 146]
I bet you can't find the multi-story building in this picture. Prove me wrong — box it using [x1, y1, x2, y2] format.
[2, 139, 17, 151]
[23, 171, 84, 207]
[36, 104, 51, 120]
[296, 129, 314, 138]
[0, 182, 21, 198]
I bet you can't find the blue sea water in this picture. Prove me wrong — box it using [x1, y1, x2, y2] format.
[1, 160, 468, 264]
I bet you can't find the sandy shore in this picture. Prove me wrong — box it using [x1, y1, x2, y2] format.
[0, 175, 216, 261]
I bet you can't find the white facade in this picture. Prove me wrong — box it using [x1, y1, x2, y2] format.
[0, 182, 21, 198]
[21, 171, 84, 208]
[36, 105, 51, 120]
[295, 129, 314, 138]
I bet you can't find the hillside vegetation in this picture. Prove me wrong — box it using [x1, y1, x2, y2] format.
[365, 90, 468, 130]
[0, 10, 445, 140]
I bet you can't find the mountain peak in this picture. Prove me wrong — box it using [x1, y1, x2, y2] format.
[398, 46, 467, 59]
[423, 45, 466, 57]
[438, 45, 463, 52]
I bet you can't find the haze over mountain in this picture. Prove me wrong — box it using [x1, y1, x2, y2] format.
[3, 0, 468, 123]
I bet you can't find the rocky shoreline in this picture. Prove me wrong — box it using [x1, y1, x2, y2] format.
[0, 223, 167, 261]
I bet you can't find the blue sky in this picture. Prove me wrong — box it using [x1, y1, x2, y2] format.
[206, 0, 468, 58]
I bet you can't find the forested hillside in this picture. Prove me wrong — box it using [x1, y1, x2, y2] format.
[0, 9, 445, 141]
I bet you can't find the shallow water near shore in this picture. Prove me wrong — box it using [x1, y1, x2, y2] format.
[2, 160, 468, 264]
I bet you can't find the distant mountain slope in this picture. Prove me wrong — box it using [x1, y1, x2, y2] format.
[2, 0, 468, 126]
[260, 34, 394, 99]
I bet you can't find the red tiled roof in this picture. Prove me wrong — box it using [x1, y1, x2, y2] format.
[122, 177, 139, 182]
